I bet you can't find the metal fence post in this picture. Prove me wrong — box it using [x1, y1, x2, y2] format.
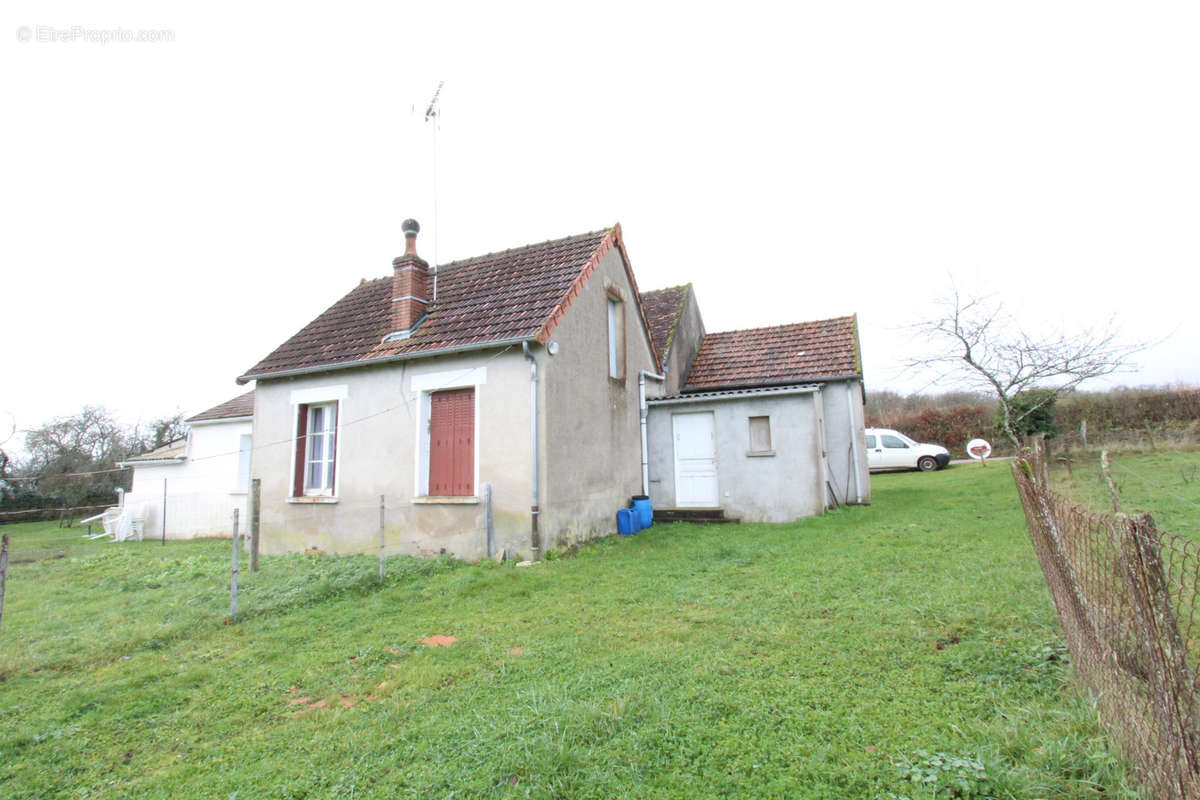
[0, 533, 8, 635]
[379, 495, 386, 581]
[250, 478, 261, 573]
[231, 508, 239, 621]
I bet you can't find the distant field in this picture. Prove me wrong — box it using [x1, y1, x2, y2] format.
[0, 466, 1141, 799]
[1049, 448, 1200, 539]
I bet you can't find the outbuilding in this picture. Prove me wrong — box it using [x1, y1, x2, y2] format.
[644, 318, 869, 522]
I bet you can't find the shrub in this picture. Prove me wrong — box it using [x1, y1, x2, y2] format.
[866, 405, 995, 455]
[1004, 389, 1058, 440]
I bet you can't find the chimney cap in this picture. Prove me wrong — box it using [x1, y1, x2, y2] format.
[402, 219, 420, 235]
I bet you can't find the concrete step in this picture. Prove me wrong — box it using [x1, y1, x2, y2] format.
[652, 507, 741, 524]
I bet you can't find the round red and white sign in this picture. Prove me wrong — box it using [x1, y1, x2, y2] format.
[966, 438, 992, 460]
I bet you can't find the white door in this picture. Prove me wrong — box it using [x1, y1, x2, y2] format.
[673, 412, 719, 507]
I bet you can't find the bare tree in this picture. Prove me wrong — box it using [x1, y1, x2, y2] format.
[19, 406, 133, 507]
[130, 412, 188, 456]
[0, 411, 14, 485]
[910, 288, 1147, 449]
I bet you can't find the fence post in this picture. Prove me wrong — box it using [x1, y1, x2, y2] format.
[484, 483, 494, 558]
[249, 478, 261, 573]
[379, 495, 385, 582]
[1100, 450, 1121, 513]
[1028, 434, 1049, 486]
[1118, 513, 1200, 796]
[231, 508, 239, 622]
[0, 533, 8, 635]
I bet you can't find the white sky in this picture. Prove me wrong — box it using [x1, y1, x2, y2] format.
[3, 1, 1198, 452]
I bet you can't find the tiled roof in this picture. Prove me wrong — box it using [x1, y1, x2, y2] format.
[683, 316, 861, 391]
[122, 438, 187, 464]
[240, 227, 655, 381]
[186, 391, 255, 423]
[640, 285, 690, 360]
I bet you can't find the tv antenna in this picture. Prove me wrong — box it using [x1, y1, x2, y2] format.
[425, 81, 444, 303]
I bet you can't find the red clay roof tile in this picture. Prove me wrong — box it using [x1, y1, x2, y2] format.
[186, 391, 255, 423]
[640, 285, 690, 360]
[683, 316, 861, 391]
[240, 228, 629, 381]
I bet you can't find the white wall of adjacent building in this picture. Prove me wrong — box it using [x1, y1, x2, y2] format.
[125, 418, 252, 540]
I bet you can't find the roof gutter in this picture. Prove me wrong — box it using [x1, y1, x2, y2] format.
[185, 415, 254, 426]
[679, 373, 863, 395]
[649, 384, 822, 406]
[237, 336, 536, 385]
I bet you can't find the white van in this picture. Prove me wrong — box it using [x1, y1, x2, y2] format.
[864, 428, 951, 472]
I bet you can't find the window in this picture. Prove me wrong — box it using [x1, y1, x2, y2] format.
[293, 402, 338, 496]
[748, 416, 773, 455]
[865, 434, 877, 449]
[881, 434, 908, 449]
[607, 295, 625, 380]
[428, 387, 474, 496]
[235, 434, 252, 491]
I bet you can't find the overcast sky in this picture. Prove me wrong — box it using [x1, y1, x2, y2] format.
[3, 1, 1197, 452]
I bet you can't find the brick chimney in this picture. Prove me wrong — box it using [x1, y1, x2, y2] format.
[388, 218, 430, 339]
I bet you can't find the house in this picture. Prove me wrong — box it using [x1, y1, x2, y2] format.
[237, 222, 660, 560]
[643, 317, 870, 522]
[119, 391, 255, 539]
[237, 220, 868, 560]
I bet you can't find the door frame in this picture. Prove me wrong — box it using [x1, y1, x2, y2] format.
[672, 410, 719, 507]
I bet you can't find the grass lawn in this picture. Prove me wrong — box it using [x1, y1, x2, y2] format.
[0, 465, 1140, 799]
[1049, 448, 1200, 540]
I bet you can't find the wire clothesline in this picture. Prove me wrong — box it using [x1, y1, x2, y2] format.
[3, 344, 515, 484]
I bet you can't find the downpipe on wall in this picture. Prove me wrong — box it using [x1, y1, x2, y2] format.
[639, 370, 665, 496]
[522, 342, 541, 560]
[847, 387, 863, 504]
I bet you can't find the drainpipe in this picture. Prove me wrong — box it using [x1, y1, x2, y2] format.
[639, 370, 665, 496]
[522, 342, 540, 560]
[847, 385, 863, 504]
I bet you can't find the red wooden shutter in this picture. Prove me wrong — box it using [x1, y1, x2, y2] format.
[451, 389, 474, 496]
[429, 388, 475, 496]
[293, 404, 308, 497]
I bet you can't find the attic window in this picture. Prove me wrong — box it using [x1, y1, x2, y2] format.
[607, 295, 625, 380]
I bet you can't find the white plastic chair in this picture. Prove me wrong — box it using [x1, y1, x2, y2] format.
[127, 503, 148, 541]
[99, 507, 124, 539]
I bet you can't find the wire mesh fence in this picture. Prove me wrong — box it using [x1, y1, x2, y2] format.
[1012, 441, 1200, 800]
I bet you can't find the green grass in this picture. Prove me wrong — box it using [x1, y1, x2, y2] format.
[0, 466, 1141, 799]
[1049, 448, 1200, 539]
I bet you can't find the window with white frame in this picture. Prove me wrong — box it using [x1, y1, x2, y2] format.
[411, 368, 486, 501]
[607, 294, 625, 380]
[294, 402, 338, 496]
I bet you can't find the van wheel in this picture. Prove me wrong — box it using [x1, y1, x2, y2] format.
[917, 456, 938, 472]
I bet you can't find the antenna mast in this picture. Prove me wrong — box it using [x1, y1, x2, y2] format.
[425, 81, 444, 304]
